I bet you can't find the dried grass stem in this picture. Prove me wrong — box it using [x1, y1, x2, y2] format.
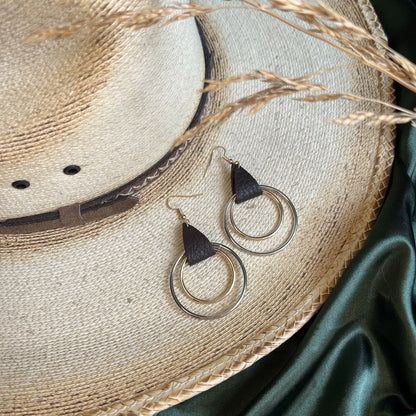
[172, 68, 416, 148]
[238, 0, 416, 93]
[27, 3, 235, 41]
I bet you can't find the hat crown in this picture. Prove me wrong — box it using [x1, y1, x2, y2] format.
[0, 0, 205, 221]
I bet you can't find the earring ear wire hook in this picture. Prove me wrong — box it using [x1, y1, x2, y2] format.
[166, 194, 203, 225]
[204, 146, 240, 179]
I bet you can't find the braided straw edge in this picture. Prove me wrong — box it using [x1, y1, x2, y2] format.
[88, 2, 396, 414]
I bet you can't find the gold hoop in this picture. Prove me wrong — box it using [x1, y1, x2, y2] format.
[224, 185, 298, 256]
[229, 189, 284, 240]
[179, 248, 236, 304]
[169, 243, 247, 320]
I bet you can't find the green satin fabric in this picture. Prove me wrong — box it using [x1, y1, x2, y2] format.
[159, 1, 416, 414]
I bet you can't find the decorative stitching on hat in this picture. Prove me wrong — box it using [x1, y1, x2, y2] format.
[100, 138, 193, 204]
[0, 1, 397, 414]
[81, 1, 396, 414]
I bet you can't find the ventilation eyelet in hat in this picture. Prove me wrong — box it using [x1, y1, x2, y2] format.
[63, 165, 81, 175]
[12, 180, 30, 190]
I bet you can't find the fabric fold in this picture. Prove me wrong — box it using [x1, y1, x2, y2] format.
[159, 0, 416, 415]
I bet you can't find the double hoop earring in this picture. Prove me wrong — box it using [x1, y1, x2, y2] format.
[211, 147, 298, 256]
[167, 195, 247, 320]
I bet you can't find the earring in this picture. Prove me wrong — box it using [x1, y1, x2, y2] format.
[211, 146, 298, 256]
[167, 194, 247, 320]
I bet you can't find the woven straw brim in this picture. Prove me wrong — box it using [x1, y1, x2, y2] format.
[0, 0, 394, 415]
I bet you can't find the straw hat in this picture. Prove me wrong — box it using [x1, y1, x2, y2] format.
[0, 0, 394, 414]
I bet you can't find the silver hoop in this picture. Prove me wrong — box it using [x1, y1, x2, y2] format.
[229, 188, 284, 240]
[169, 243, 247, 319]
[224, 185, 298, 256]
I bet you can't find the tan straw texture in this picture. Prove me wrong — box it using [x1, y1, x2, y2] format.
[0, 0, 394, 415]
[0, 0, 204, 219]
